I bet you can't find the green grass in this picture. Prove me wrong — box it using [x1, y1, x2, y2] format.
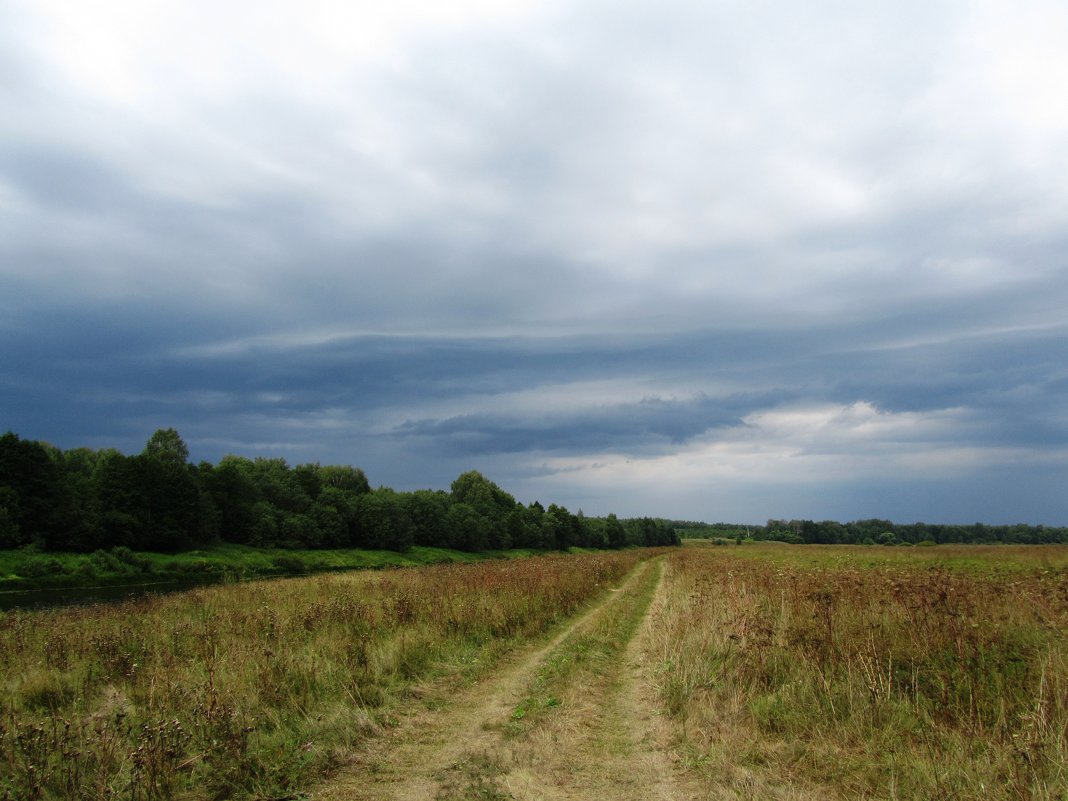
[0, 544, 545, 594]
[507, 558, 662, 736]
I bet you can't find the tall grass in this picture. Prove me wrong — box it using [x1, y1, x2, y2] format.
[0, 550, 642, 800]
[651, 545, 1068, 799]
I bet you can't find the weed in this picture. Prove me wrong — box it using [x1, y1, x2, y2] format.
[649, 544, 1068, 799]
[0, 550, 643, 799]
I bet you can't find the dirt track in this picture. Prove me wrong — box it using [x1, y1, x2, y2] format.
[313, 556, 702, 801]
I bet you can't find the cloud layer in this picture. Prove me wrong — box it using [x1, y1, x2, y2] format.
[3, 0, 1067, 523]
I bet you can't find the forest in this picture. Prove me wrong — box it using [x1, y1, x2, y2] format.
[0, 429, 679, 555]
[675, 517, 1068, 545]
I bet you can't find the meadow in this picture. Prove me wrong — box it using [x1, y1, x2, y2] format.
[4, 542, 1068, 800]
[652, 543, 1068, 799]
[0, 550, 642, 800]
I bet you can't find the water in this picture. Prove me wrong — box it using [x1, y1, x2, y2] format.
[0, 575, 229, 611]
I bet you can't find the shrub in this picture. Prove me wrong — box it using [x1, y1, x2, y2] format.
[273, 554, 307, 575]
[18, 556, 67, 578]
[110, 545, 153, 572]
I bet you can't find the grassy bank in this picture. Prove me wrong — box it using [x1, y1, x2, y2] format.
[0, 549, 647, 800]
[0, 543, 544, 594]
[649, 543, 1068, 799]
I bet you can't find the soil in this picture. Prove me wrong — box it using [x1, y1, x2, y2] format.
[312, 557, 704, 801]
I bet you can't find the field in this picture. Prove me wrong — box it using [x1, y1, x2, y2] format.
[653, 543, 1068, 799]
[2, 543, 1067, 800]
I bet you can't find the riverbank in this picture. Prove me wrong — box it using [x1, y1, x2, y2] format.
[0, 543, 540, 600]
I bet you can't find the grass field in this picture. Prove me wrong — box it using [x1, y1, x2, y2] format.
[0, 550, 642, 800]
[4, 542, 1067, 800]
[651, 543, 1068, 799]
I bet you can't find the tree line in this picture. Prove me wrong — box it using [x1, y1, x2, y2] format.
[0, 429, 680, 554]
[676, 518, 1068, 545]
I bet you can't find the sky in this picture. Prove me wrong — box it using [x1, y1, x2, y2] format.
[2, 0, 1067, 525]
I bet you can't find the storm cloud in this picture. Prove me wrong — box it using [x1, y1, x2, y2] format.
[2, 0, 1067, 523]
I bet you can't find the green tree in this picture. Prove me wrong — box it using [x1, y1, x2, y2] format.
[0, 432, 69, 548]
[450, 471, 517, 519]
[606, 513, 626, 549]
[444, 502, 488, 552]
[318, 465, 371, 495]
[293, 463, 323, 501]
[315, 486, 359, 546]
[355, 489, 413, 551]
[544, 504, 575, 550]
[92, 450, 149, 549]
[142, 428, 190, 467]
[251, 458, 310, 514]
[138, 430, 201, 550]
[204, 456, 261, 543]
[0, 486, 20, 548]
[404, 489, 451, 547]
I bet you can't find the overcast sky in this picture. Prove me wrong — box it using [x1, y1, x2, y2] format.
[3, 0, 1067, 524]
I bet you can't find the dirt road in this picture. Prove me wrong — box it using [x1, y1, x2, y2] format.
[313, 556, 701, 801]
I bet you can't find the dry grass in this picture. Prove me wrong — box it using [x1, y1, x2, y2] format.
[314, 555, 674, 801]
[647, 544, 1068, 800]
[0, 550, 643, 800]
[13, 542, 1061, 800]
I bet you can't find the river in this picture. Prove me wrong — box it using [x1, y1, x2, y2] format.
[0, 575, 232, 611]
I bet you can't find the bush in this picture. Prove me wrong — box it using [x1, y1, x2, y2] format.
[176, 558, 217, 574]
[90, 549, 133, 575]
[19, 556, 67, 578]
[75, 561, 97, 579]
[110, 545, 153, 572]
[272, 555, 307, 575]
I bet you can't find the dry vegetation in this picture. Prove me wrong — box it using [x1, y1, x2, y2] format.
[0, 550, 642, 800]
[315, 555, 677, 801]
[6, 542, 1068, 801]
[649, 544, 1068, 799]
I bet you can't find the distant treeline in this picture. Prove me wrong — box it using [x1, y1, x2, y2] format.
[676, 518, 1068, 545]
[0, 430, 680, 554]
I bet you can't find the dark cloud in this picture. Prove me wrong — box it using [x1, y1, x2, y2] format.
[2, 0, 1066, 522]
[391, 391, 789, 456]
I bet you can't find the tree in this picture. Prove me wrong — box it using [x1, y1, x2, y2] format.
[583, 515, 608, 549]
[318, 465, 370, 495]
[355, 489, 413, 551]
[405, 489, 451, 547]
[0, 432, 72, 548]
[606, 513, 626, 549]
[142, 428, 189, 467]
[0, 486, 20, 548]
[251, 458, 311, 514]
[204, 456, 261, 543]
[544, 505, 574, 550]
[315, 486, 359, 546]
[450, 471, 516, 519]
[139, 455, 201, 551]
[293, 463, 323, 501]
[92, 450, 150, 549]
[444, 502, 488, 552]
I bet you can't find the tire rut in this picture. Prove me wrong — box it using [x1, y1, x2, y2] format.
[312, 556, 691, 801]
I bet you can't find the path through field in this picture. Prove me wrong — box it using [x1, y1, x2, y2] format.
[313, 556, 701, 801]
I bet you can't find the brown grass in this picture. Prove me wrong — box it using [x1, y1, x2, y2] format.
[0, 550, 643, 800]
[647, 544, 1068, 800]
